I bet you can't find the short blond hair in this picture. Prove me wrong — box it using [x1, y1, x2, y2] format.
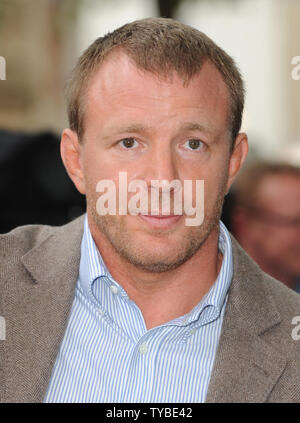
[66, 18, 245, 149]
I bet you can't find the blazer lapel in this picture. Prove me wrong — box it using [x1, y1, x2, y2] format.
[3, 216, 84, 402]
[206, 237, 287, 403]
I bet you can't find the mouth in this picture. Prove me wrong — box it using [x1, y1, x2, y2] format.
[138, 214, 182, 228]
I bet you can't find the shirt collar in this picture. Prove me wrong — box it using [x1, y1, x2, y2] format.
[178, 220, 233, 326]
[79, 216, 116, 304]
[79, 214, 233, 322]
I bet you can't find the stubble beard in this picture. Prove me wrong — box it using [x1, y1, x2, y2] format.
[88, 184, 227, 274]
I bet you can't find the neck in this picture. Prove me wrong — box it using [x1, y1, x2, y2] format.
[88, 215, 223, 329]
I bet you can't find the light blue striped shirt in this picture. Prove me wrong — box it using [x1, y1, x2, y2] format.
[44, 216, 233, 403]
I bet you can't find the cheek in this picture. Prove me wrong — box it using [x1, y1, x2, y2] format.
[203, 167, 229, 202]
[82, 150, 118, 186]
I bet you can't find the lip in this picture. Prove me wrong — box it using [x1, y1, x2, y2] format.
[138, 214, 182, 228]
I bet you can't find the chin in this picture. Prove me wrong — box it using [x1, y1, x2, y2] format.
[122, 253, 190, 273]
[117, 232, 204, 273]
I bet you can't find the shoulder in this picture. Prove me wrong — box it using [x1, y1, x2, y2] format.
[0, 215, 85, 265]
[1, 224, 56, 255]
[259, 274, 300, 401]
[0, 223, 64, 263]
[230, 233, 300, 358]
[227, 235, 300, 401]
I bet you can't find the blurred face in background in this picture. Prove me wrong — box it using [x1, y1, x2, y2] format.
[235, 172, 300, 287]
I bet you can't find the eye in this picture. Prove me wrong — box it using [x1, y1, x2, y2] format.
[184, 139, 204, 151]
[119, 137, 138, 149]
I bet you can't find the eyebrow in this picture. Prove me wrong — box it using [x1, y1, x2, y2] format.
[106, 122, 213, 135]
[180, 122, 213, 135]
[104, 123, 149, 135]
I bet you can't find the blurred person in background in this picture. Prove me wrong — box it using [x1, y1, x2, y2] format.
[231, 162, 300, 293]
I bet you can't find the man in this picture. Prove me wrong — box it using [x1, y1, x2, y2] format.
[0, 18, 299, 403]
[231, 162, 300, 292]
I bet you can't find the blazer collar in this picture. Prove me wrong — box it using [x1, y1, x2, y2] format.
[21, 215, 85, 288]
[205, 236, 286, 403]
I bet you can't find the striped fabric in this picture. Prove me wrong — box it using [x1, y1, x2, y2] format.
[44, 216, 233, 403]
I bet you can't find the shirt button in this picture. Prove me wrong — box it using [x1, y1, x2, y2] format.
[139, 343, 148, 355]
[110, 285, 118, 294]
[190, 328, 197, 335]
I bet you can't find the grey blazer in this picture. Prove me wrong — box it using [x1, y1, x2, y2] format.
[0, 215, 299, 403]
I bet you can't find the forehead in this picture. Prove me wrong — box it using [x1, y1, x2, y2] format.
[84, 51, 230, 133]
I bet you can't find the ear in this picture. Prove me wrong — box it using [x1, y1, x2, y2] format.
[226, 132, 248, 193]
[60, 128, 86, 195]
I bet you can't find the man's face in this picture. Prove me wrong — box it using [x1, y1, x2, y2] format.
[65, 52, 247, 272]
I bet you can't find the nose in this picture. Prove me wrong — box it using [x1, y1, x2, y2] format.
[142, 144, 179, 187]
